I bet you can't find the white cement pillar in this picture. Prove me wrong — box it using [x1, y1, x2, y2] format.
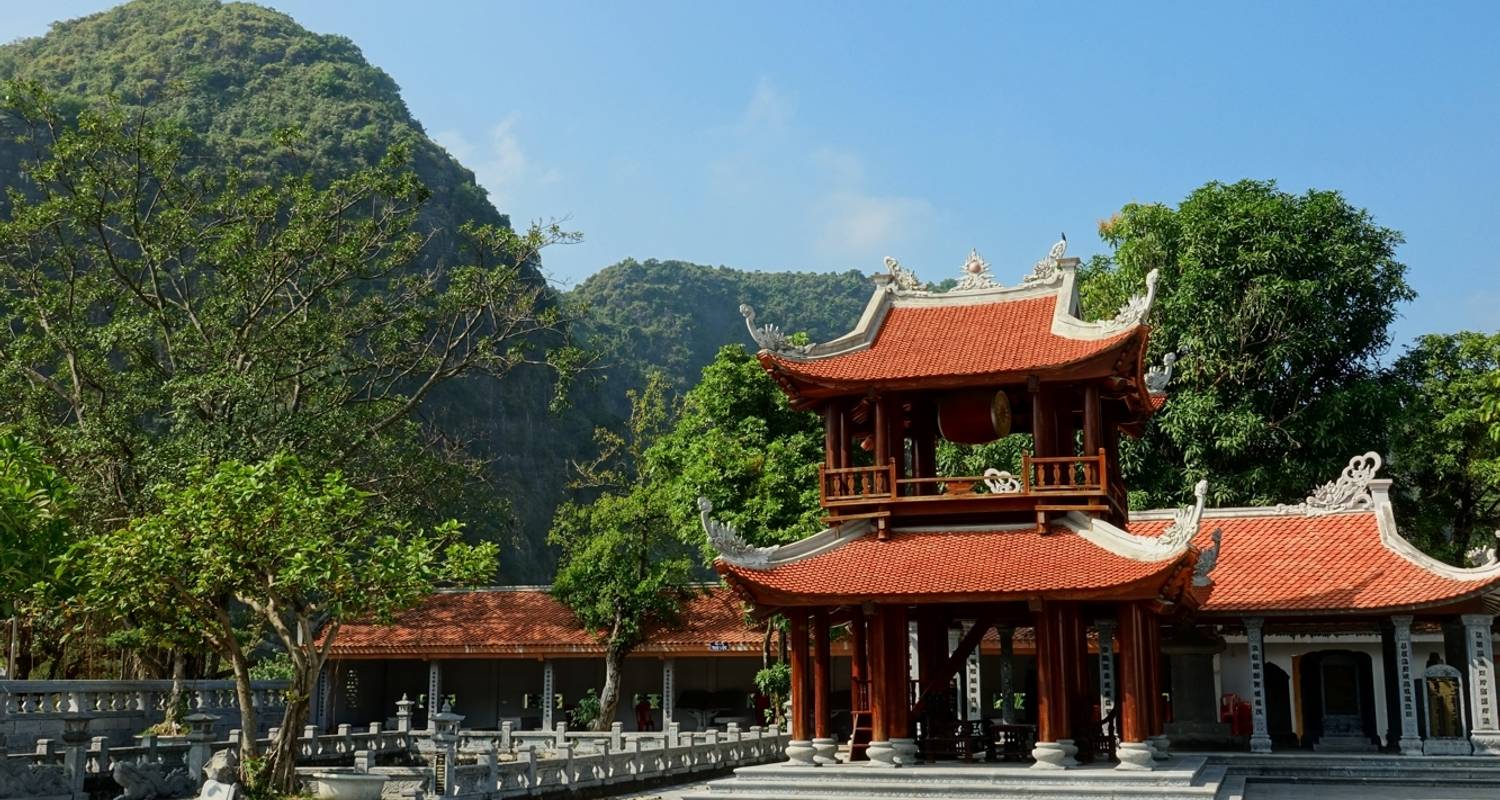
[1461, 614, 1500, 753]
[662, 658, 676, 726]
[1096, 620, 1117, 718]
[1244, 618, 1272, 753]
[427, 661, 442, 731]
[1391, 615, 1423, 755]
[314, 664, 331, 729]
[997, 626, 1016, 724]
[541, 659, 555, 731]
[962, 624, 983, 721]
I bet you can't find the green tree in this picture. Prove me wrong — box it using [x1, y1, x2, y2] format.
[644, 344, 825, 555]
[1387, 332, 1500, 563]
[0, 432, 72, 678]
[75, 454, 496, 794]
[1081, 180, 1413, 508]
[0, 85, 583, 676]
[550, 372, 696, 731]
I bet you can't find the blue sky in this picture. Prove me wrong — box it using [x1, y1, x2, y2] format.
[5, 1, 1498, 351]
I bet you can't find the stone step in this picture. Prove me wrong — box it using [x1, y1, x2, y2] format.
[685, 758, 1225, 800]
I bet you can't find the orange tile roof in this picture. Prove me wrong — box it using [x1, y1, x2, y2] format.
[1129, 511, 1500, 614]
[717, 526, 1180, 606]
[328, 587, 758, 658]
[761, 294, 1138, 387]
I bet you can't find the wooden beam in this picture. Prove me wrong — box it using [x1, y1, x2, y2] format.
[910, 611, 997, 716]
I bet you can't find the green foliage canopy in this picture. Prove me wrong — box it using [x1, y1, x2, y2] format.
[1080, 179, 1414, 508]
[1388, 332, 1500, 563]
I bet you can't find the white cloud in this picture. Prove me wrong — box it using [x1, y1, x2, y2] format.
[742, 76, 791, 132]
[814, 190, 936, 256]
[435, 114, 546, 211]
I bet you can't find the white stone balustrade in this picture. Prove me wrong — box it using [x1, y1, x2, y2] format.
[0, 680, 289, 747]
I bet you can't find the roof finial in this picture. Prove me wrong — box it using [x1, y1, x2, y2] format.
[739, 304, 810, 355]
[1160, 479, 1209, 549]
[1102, 268, 1160, 332]
[1024, 232, 1068, 284]
[1193, 527, 1223, 587]
[1305, 452, 1383, 514]
[1145, 352, 1177, 395]
[698, 497, 774, 570]
[883, 256, 923, 292]
[954, 248, 1000, 291]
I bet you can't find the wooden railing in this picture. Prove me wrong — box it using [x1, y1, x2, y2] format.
[820, 461, 899, 505]
[818, 452, 1110, 503]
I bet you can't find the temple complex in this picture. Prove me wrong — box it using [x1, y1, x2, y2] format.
[701, 239, 1500, 772]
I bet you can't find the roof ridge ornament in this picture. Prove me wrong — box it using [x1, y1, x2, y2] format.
[1101, 268, 1161, 332]
[698, 497, 774, 570]
[1466, 531, 1500, 568]
[1159, 479, 1209, 550]
[954, 248, 1001, 291]
[1145, 352, 1177, 395]
[1305, 451, 1383, 515]
[1192, 527, 1222, 587]
[883, 256, 924, 292]
[1023, 233, 1068, 284]
[739, 304, 810, 355]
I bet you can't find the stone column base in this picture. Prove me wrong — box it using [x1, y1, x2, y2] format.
[785, 740, 816, 765]
[866, 740, 896, 768]
[811, 737, 838, 765]
[1115, 741, 1154, 771]
[1250, 734, 1272, 754]
[1424, 737, 1472, 756]
[1470, 731, 1500, 756]
[1058, 738, 1080, 767]
[1148, 734, 1170, 761]
[890, 737, 918, 767]
[1398, 736, 1424, 757]
[1030, 741, 1070, 770]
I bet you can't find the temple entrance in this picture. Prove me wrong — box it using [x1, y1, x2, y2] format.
[1265, 662, 1295, 748]
[1299, 650, 1377, 751]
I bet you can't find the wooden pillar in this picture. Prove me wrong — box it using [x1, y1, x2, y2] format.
[1030, 378, 1049, 458]
[865, 606, 894, 765]
[1145, 613, 1163, 738]
[916, 609, 946, 711]
[1083, 384, 1101, 455]
[887, 605, 912, 742]
[1067, 605, 1090, 732]
[813, 609, 832, 741]
[788, 610, 810, 742]
[1032, 603, 1072, 768]
[823, 405, 838, 469]
[1115, 603, 1154, 769]
[873, 394, 889, 465]
[836, 402, 849, 469]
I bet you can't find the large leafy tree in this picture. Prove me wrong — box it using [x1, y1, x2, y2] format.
[550, 372, 696, 730]
[77, 454, 495, 793]
[0, 432, 72, 678]
[1387, 332, 1500, 564]
[1080, 180, 1413, 508]
[644, 344, 825, 555]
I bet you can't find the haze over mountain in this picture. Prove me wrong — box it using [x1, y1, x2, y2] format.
[0, 0, 871, 579]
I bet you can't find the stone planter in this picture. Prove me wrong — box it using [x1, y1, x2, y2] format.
[303, 771, 388, 800]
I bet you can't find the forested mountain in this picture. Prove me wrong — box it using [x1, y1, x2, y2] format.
[0, 0, 872, 579]
[567, 259, 872, 419]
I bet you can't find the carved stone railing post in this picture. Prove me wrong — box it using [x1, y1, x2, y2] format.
[59, 715, 89, 800]
[396, 693, 415, 734]
[1244, 618, 1272, 753]
[1463, 614, 1500, 754]
[1390, 615, 1423, 756]
[185, 712, 219, 780]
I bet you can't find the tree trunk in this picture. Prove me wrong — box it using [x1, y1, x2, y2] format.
[595, 639, 629, 732]
[265, 671, 312, 794]
[223, 647, 260, 780]
[165, 651, 187, 734]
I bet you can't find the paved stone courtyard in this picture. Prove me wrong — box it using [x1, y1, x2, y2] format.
[609, 778, 1495, 799]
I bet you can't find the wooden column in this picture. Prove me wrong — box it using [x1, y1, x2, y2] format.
[873, 394, 889, 465]
[1115, 603, 1154, 769]
[813, 608, 832, 742]
[823, 404, 838, 469]
[788, 610, 810, 742]
[867, 606, 889, 744]
[1030, 378, 1050, 458]
[1083, 384, 1101, 455]
[917, 609, 946, 711]
[1145, 613, 1163, 739]
[1035, 604, 1070, 742]
[836, 402, 849, 469]
[887, 605, 912, 742]
[1066, 605, 1090, 732]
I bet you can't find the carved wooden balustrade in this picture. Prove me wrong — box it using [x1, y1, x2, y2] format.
[817, 450, 1126, 526]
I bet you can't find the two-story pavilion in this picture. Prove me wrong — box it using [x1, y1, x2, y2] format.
[706, 243, 1198, 770]
[702, 241, 1500, 771]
